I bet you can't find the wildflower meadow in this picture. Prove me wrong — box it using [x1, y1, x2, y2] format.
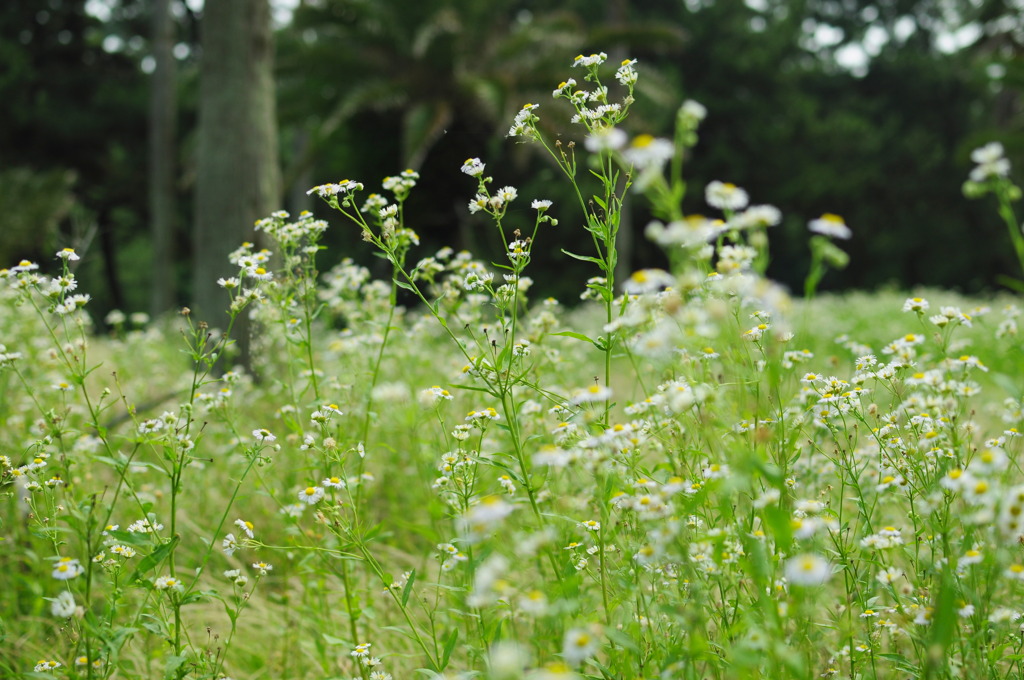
[5, 52, 1024, 680]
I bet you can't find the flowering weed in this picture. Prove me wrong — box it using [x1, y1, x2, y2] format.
[3, 52, 1024, 680]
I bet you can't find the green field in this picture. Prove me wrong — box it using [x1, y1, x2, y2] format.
[4, 54, 1024, 680]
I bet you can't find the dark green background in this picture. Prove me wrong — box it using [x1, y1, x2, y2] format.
[2, 0, 1022, 316]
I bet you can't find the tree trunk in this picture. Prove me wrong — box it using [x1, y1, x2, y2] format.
[149, 0, 177, 317]
[98, 208, 126, 312]
[193, 0, 281, 365]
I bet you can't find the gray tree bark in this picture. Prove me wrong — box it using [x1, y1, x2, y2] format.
[193, 0, 281, 359]
[149, 0, 177, 317]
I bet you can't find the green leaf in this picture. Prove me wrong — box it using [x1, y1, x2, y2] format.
[362, 523, 383, 543]
[475, 456, 519, 481]
[560, 248, 603, 265]
[322, 633, 348, 646]
[447, 383, 494, 394]
[102, 530, 153, 548]
[163, 654, 187, 680]
[604, 627, 639, 652]
[876, 653, 917, 672]
[131, 462, 171, 473]
[587, 659, 617, 679]
[94, 455, 128, 471]
[496, 341, 512, 369]
[741, 534, 772, 587]
[130, 535, 179, 584]
[103, 626, 139, 656]
[180, 589, 218, 607]
[419, 582, 467, 593]
[139, 613, 168, 636]
[394, 278, 417, 293]
[550, 330, 597, 346]
[762, 504, 792, 552]
[440, 627, 458, 669]
[221, 600, 237, 624]
[996, 274, 1024, 293]
[928, 564, 957, 662]
[401, 569, 417, 607]
[381, 625, 420, 643]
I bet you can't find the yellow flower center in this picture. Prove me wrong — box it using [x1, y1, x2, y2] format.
[632, 134, 655, 148]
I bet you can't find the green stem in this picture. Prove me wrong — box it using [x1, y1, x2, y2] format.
[353, 539, 440, 671]
[997, 188, 1024, 278]
[303, 273, 321, 399]
[359, 277, 398, 444]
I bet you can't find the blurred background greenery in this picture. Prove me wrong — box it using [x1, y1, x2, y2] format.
[2, 0, 1022, 323]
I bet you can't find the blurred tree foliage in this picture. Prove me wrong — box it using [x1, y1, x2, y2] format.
[0, 0, 149, 312]
[1, 0, 1021, 318]
[665, 0, 1005, 291]
[0, 167, 78, 266]
[274, 0, 686, 291]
